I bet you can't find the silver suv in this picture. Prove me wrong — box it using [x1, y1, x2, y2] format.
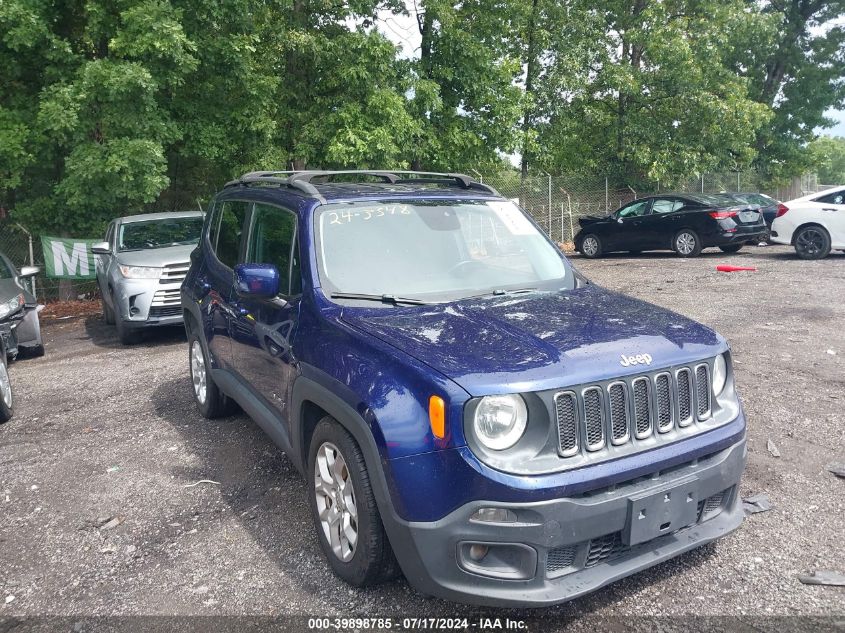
[93, 211, 203, 344]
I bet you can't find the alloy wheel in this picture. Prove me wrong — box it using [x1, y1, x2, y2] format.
[0, 361, 11, 409]
[676, 232, 696, 255]
[796, 228, 825, 257]
[314, 442, 358, 562]
[190, 341, 207, 405]
[582, 236, 599, 257]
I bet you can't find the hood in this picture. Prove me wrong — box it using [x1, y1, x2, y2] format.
[341, 285, 723, 396]
[578, 214, 607, 228]
[116, 244, 196, 267]
[0, 278, 34, 305]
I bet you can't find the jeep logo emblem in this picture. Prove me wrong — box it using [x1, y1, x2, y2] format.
[620, 353, 652, 367]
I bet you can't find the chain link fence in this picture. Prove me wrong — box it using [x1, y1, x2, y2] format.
[0, 220, 99, 302]
[480, 171, 834, 245]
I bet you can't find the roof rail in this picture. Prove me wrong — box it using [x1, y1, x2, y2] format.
[223, 169, 501, 197]
[288, 170, 500, 196]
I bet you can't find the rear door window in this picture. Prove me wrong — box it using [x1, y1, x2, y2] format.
[211, 200, 250, 268]
[650, 198, 686, 214]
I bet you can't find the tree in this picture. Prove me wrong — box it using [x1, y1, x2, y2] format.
[532, 0, 771, 187]
[724, 0, 845, 178]
[406, 0, 525, 172]
[809, 136, 845, 184]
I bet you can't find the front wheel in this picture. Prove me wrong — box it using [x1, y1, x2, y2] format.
[794, 225, 831, 260]
[0, 353, 14, 423]
[188, 333, 238, 419]
[673, 229, 702, 257]
[719, 244, 743, 254]
[579, 234, 603, 258]
[308, 417, 399, 587]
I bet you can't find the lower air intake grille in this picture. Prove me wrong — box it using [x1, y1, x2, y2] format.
[546, 546, 576, 575]
[585, 532, 627, 568]
[697, 489, 728, 521]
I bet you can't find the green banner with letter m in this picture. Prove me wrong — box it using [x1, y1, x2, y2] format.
[40, 236, 98, 279]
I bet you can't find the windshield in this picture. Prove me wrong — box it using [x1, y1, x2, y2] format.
[315, 199, 572, 303]
[119, 217, 203, 251]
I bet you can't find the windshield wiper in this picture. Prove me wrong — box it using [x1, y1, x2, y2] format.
[459, 287, 539, 301]
[330, 292, 433, 305]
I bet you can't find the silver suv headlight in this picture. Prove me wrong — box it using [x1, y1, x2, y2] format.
[473, 395, 528, 451]
[118, 265, 161, 279]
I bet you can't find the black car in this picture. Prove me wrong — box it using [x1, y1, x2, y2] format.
[575, 193, 768, 258]
[0, 252, 43, 423]
[712, 192, 785, 241]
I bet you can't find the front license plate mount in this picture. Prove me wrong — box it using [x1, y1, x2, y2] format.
[623, 476, 699, 546]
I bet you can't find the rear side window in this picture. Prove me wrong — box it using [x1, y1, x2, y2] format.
[210, 200, 249, 268]
[246, 203, 300, 295]
[816, 190, 845, 205]
[651, 199, 685, 214]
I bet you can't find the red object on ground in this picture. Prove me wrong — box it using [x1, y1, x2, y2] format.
[716, 264, 757, 272]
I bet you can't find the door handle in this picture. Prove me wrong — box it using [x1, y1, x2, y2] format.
[822, 208, 837, 212]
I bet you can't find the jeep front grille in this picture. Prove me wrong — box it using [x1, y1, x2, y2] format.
[554, 361, 714, 459]
[554, 392, 579, 457]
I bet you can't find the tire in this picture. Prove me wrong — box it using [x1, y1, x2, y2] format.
[719, 244, 743, 254]
[794, 225, 831, 260]
[188, 332, 238, 419]
[101, 293, 115, 325]
[308, 417, 400, 587]
[0, 353, 14, 424]
[579, 234, 603, 258]
[115, 315, 139, 345]
[673, 229, 702, 257]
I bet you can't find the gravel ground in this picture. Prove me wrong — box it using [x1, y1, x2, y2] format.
[0, 244, 843, 621]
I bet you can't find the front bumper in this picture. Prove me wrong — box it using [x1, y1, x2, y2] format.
[390, 438, 746, 607]
[114, 278, 183, 328]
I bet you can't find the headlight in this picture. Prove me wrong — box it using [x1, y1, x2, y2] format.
[119, 265, 161, 279]
[0, 294, 24, 319]
[473, 395, 528, 451]
[713, 353, 728, 396]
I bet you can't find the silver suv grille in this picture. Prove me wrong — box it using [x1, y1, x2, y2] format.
[160, 262, 190, 284]
[554, 362, 713, 459]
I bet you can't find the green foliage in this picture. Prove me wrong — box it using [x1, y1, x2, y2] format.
[809, 136, 845, 184]
[1, 0, 843, 238]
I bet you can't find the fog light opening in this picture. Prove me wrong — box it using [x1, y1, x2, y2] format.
[470, 507, 518, 524]
[469, 544, 489, 561]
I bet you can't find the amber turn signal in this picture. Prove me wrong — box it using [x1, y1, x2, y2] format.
[429, 395, 446, 439]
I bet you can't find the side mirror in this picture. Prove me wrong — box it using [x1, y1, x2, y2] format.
[91, 241, 111, 255]
[617, 217, 624, 224]
[19, 266, 40, 278]
[234, 263, 279, 298]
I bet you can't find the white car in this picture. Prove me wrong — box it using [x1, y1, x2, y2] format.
[770, 186, 845, 259]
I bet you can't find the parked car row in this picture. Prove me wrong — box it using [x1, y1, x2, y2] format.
[0, 253, 44, 423]
[575, 186, 845, 260]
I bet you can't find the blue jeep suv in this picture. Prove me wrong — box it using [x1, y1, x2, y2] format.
[181, 170, 747, 607]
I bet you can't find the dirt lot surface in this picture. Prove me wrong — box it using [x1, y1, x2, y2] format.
[1, 245, 843, 621]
